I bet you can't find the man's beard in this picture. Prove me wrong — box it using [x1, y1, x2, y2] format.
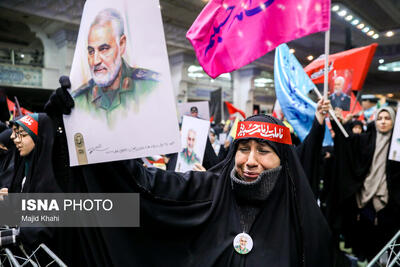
[91, 54, 122, 88]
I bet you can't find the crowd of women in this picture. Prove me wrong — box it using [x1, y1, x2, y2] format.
[0, 77, 399, 266]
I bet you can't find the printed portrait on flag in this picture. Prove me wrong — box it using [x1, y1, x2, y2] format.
[328, 69, 353, 111]
[64, 0, 180, 166]
[305, 44, 377, 117]
[175, 116, 210, 172]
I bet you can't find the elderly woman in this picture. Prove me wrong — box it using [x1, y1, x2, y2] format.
[119, 114, 333, 266]
[44, 82, 333, 266]
[330, 107, 400, 261]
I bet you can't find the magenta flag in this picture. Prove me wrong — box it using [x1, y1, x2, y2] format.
[187, 0, 330, 78]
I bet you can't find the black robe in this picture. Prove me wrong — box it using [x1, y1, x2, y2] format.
[8, 114, 63, 257]
[0, 129, 15, 188]
[330, 120, 400, 259]
[57, 115, 333, 267]
[295, 117, 325, 197]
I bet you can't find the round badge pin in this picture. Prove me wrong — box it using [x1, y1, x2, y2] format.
[233, 232, 253, 255]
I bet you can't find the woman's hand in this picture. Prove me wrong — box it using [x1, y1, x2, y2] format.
[315, 98, 331, 125]
[193, 163, 206, 172]
[0, 187, 8, 201]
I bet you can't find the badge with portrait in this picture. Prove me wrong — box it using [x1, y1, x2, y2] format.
[177, 101, 210, 123]
[64, 0, 181, 166]
[175, 116, 210, 173]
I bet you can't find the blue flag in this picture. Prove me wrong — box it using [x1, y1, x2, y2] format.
[274, 44, 333, 146]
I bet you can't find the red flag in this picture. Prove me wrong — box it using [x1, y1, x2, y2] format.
[7, 98, 31, 118]
[304, 44, 377, 117]
[224, 101, 245, 119]
[304, 43, 378, 91]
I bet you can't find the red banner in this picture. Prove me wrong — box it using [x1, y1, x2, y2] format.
[304, 43, 377, 91]
[236, 121, 292, 145]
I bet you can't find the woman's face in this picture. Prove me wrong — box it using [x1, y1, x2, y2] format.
[235, 139, 281, 182]
[13, 126, 35, 157]
[376, 111, 393, 133]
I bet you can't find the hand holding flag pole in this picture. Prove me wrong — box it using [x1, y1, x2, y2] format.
[312, 87, 349, 138]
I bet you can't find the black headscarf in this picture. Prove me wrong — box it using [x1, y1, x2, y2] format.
[91, 114, 331, 266]
[0, 89, 10, 123]
[9, 113, 61, 193]
[50, 114, 332, 266]
[8, 113, 62, 254]
[0, 128, 15, 188]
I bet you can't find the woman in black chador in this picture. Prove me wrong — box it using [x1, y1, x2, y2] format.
[121, 114, 333, 266]
[7, 113, 62, 256]
[330, 106, 400, 260]
[44, 81, 333, 266]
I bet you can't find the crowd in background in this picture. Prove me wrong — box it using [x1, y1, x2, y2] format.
[0, 80, 399, 267]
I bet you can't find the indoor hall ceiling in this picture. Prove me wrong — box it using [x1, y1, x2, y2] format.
[0, 0, 400, 94]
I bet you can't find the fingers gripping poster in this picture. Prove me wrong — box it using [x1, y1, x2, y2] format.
[64, 0, 180, 166]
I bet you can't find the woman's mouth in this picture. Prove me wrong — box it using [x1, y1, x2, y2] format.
[243, 171, 259, 179]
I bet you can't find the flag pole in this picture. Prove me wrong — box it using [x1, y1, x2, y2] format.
[323, 30, 330, 100]
[351, 90, 362, 114]
[313, 87, 349, 138]
[220, 87, 224, 122]
[320, 29, 348, 137]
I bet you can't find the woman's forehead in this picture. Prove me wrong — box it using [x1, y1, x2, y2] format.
[237, 139, 271, 147]
[378, 110, 391, 118]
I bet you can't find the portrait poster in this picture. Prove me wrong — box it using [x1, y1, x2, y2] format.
[175, 116, 210, 172]
[389, 102, 400, 162]
[177, 101, 210, 123]
[328, 69, 362, 116]
[63, 0, 180, 166]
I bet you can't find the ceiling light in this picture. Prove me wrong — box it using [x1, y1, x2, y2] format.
[338, 10, 347, 17]
[385, 31, 394, 37]
[289, 48, 295, 54]
[257, 78, 273, 83]
[372, 34, 379, 39]
[255, 83, 266, 88]
[351, 19, 359, 25]
[188, 65, 203, 72]
[357, 23, 365, 29]
[379, 59, 384, 64]
[367, 31, 374, 36]
[345, 15, 353, 21]
[362, 27, 370, 33]
[20, 54, 25, 58]
[219, 73, 231, 79]
[387, 93, 394, 98]
[393, 67, 400, 71]
[307, 55, 314, 61]
[378, 66, 388, 71]
[331, 5, 340, 12]
[188, 72, 204, 78]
